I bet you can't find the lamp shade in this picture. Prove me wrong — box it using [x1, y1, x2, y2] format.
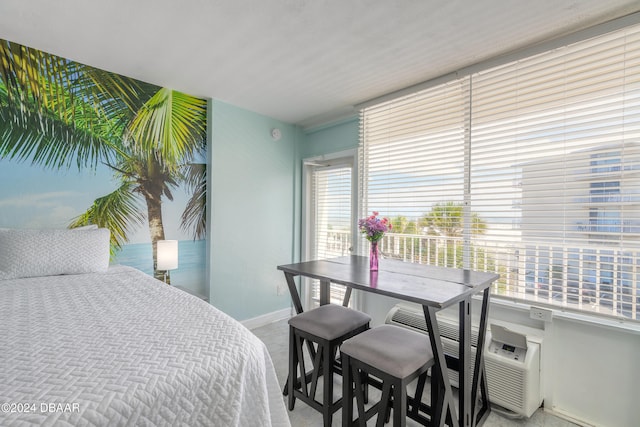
[157, 240, 178, 271]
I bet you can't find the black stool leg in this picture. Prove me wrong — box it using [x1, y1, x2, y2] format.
[354, 366, 368, 427]
[384, 386, 393, 424]
[342, 353, 353, 426]
[431, 365, 443, 426]
[394, 378, 407, 427]
[321, 341, 333, 427]
[378, 381, 392, 427]
[288, 326, 296, 410]
[411, 372, 427, 417]
[362, 370, 369, 404]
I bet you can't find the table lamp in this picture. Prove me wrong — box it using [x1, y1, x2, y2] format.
[157, 239, 178, 284]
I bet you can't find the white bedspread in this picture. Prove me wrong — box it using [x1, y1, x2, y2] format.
[0, 266, 290, 427]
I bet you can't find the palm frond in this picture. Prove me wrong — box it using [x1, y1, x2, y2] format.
[0, 39, 152, 125]
[0, 40, 96, 126]
[126, 88, 207, 169]
[0, 40, 64, 113]
[69, 181, 145, 255]
[180, 162, 206, 240]
[0, 98, 115, 170]
[0, 39, 156, 169]
[77, 67, 155, 113]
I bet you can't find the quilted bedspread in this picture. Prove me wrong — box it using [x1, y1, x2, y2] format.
[0, 266, 290, 427]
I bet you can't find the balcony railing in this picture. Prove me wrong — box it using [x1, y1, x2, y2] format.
[320, 231, 639, 320]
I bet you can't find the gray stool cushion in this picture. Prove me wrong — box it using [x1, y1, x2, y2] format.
[288, 304, 371, 340]
[341, 324, 434, 378]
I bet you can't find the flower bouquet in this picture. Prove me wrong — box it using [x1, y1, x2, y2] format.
[358, 211, 391, 271]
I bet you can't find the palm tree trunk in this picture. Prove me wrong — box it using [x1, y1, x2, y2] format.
[144, 192, 167, 282]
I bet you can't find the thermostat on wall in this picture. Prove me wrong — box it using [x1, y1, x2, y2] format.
[271, 128, 282, 140]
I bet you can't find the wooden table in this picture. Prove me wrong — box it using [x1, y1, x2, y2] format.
[278, 255, 499, 427]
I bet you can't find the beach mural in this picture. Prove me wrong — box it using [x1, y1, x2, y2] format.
[0, 38, 208, 296]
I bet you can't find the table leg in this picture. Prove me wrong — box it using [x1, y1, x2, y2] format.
[284, 272, 304, 314]
[423, 306, 459, 427]
[459, 298, 471, 427]
[471, 288, 491, 427]
[319, 278, 331, 306]
[342, 287, 352, 307]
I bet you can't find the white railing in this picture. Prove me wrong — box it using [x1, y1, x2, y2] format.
[324, 231, 639, 320]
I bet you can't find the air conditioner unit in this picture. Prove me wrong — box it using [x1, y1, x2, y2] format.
[385, 303, 543, 418]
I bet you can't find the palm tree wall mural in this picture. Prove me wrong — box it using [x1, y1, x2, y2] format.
[0, 39, 208, 284]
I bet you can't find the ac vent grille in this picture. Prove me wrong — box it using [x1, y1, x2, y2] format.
[391, 310, 427, 331]
[390, 310, 480, 347]
[485, 358, 526, 409]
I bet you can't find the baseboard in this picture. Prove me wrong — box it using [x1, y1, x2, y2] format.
[242, 307, 292, 330]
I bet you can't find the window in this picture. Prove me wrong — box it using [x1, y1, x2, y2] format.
[359, 22, 640, 321]
[303, 153, 356, 307]
[310, 163, 353, 260]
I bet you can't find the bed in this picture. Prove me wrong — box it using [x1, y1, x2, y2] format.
[0, 228, 290, 427]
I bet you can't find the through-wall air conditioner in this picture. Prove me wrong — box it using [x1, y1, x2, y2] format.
[385, 303, 543, 418]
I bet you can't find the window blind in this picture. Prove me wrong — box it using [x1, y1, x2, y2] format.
[310, 163, 352, 305]
[311, 164, 352, 259]
[360, 23, 640, 321]
[359, 79, 468, 265]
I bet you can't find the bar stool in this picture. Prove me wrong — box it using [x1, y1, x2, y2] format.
[341, 324, 435, 426]
[287, 303, 371, 427]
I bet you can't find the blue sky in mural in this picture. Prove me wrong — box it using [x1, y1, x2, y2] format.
[0, 159, 193, 244]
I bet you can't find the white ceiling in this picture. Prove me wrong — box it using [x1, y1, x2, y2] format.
[1, 0, 640, 129]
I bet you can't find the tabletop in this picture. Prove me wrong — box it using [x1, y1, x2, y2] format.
[277, 255, 499, 309]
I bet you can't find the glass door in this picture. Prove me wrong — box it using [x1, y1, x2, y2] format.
[303, 152, 356, 308]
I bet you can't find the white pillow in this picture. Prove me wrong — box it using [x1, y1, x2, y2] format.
[0, 228, 111, 280]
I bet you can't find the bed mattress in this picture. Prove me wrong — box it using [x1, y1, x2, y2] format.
[0, 265, 290, 427]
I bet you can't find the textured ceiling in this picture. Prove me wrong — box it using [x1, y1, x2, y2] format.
[1, 0, 639, 128]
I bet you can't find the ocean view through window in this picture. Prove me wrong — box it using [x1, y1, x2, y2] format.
[358, 23, 640, 321]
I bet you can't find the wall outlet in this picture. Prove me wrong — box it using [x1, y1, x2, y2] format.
[530, 306, 553, 322]
[276, 283, 287, 296]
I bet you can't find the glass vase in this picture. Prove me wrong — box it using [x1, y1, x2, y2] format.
[369, 240, 379, 271]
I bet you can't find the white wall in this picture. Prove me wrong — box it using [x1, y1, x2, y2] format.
[540, 312, 639, 427]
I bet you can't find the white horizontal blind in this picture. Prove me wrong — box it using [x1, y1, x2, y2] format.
[310, 163, 352, 306]
[470, 25, 640, 320]
[360, 23, 640, 321]
[359, 79, 468, 263]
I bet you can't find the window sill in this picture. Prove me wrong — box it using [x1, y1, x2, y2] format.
[483, 295, 640, 336]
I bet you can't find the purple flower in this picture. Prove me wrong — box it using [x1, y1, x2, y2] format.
[358, 211, 392, 242]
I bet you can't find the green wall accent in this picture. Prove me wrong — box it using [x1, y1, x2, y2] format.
[209, 100, 298, 320]
[207, 105, 358, 321]
[299, 117, 359, 159]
